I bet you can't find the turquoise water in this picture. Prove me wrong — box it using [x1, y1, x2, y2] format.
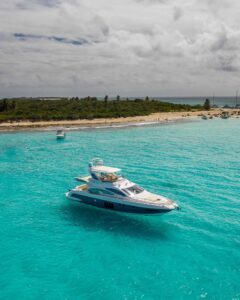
[0, 119, 239, 300]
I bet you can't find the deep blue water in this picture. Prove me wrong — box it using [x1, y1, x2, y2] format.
[0, 119, 239, 299]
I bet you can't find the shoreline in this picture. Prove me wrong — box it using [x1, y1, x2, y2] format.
[0, 109, 239, 132]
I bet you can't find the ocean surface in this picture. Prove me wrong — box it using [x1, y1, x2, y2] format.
[0, 118, 239, 300]
[124, 96, 238, 107]
[155, 97, 238, 107]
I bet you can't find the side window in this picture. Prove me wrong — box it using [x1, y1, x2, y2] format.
[89, 188, 100, 195]
[106, 188, 126, 197]
[88, 188, 113, 195]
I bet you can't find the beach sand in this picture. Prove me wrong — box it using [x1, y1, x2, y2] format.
[0, 108, 239, 131]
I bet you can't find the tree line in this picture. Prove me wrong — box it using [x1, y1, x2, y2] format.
[0, 97, 203, 122]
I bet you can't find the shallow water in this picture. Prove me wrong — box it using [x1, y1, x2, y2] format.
[0, 119, 239, 299]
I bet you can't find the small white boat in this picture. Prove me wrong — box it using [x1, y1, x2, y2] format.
[66, 158, 179, 215]
[220, 112, 229, 119]
[56, 130, 66, 139]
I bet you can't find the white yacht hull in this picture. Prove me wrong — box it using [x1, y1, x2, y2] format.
[66, 191, 177, 214]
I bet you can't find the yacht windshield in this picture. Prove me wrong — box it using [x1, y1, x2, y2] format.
[125, 185, 144, 195]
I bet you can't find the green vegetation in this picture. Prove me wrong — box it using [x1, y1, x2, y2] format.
[0, 97, 203, 122]
[203, 98, 210, 110]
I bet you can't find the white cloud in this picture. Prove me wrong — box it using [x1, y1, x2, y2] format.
[0, 0, 240, 97]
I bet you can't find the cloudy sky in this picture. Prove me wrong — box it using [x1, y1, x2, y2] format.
[0, 0, 240, 97]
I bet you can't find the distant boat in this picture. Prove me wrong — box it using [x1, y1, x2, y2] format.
[56, 129, 66, 139]
[220, 112, 229, 119]
[202, 115, 208, 120]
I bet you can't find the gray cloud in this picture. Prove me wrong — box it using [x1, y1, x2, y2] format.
[0, 0, 240, 97]
[215, 55, 239, 72]
[173, 6, 182, 21]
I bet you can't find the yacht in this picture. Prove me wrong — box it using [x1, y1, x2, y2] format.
[56, 129, 66, 139]
[66, 158, 179, 214]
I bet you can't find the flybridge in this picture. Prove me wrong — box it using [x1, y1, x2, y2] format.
[89, 158, 121, 182]
[89, 158, 121, 174]
[91, 165, 121, 174]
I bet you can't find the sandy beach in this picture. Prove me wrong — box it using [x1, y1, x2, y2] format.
[0, 108, 239, 131]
